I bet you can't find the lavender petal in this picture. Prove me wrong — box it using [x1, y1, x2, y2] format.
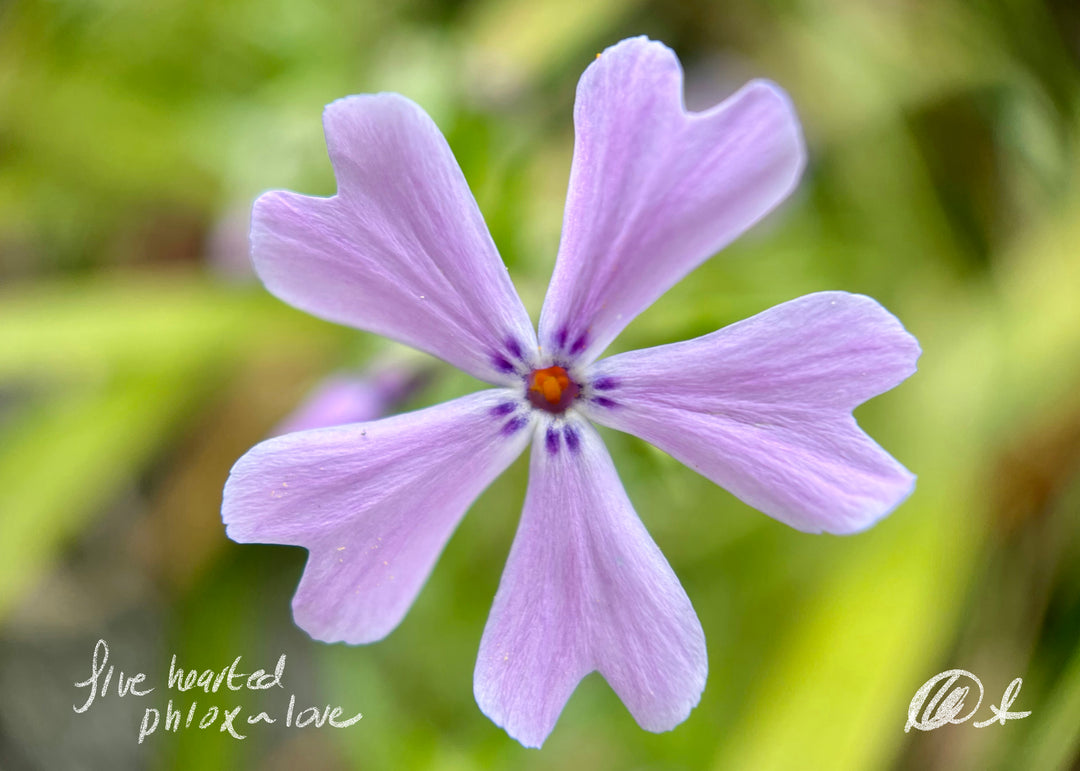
[584, 292, 920, 534]
[474, 418, 706, 747]
[539, 37, 805, 364]
[251, 94, 536, 385]
[222, 390, 532, 644]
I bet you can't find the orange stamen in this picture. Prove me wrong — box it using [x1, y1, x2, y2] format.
[541, 376, 561, 404]
[526, 365, 579, 414]
[530, 366, 570, 405]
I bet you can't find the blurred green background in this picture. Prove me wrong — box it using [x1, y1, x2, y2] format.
[2, 0, 1079, 769]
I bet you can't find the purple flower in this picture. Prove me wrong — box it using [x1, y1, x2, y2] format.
[270, 363, 427, 436]
[222, 37, 919, 747]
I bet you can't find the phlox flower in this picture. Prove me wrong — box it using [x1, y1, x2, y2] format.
[222, 36, 919, 747]
[271, 362, 427, 436]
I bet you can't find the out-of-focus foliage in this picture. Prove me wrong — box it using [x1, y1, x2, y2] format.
[0, 0, 1078, 769]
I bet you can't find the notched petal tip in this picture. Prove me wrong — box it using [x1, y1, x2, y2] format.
[576, 35, 680, 103]
[474, 420, 706, 748]
[787, 458, 916, 536]
[597, 34, 675, 60]
[837, 290, 923, 380]
[290, 573, 397, 646]
[542, 38, 811, 366]
[321, 91, 423, 142]
[221, 391, 531, 647]
[246, 88, 537, 384]
[586, 291, 921, 536]
[318, 92, 439, 191]
[822, 468, 917, 536]
[710, 78, 808, 196]
[220, 435, 291, 544]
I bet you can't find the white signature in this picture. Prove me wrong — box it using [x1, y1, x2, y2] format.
[905, 669, 1031, 732]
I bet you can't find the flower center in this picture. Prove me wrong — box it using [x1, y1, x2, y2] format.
[526, 366, 580, 414]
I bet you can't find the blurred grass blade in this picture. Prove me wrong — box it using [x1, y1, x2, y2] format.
[0, 272, 336, 381]
[0, 367, 205, 619]
[1011, 614, 1080, 771]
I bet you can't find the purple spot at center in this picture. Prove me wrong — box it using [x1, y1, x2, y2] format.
[564, 426, 581, 453]
[545, 426, 561, 455]
[502, 416, 528, 435]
